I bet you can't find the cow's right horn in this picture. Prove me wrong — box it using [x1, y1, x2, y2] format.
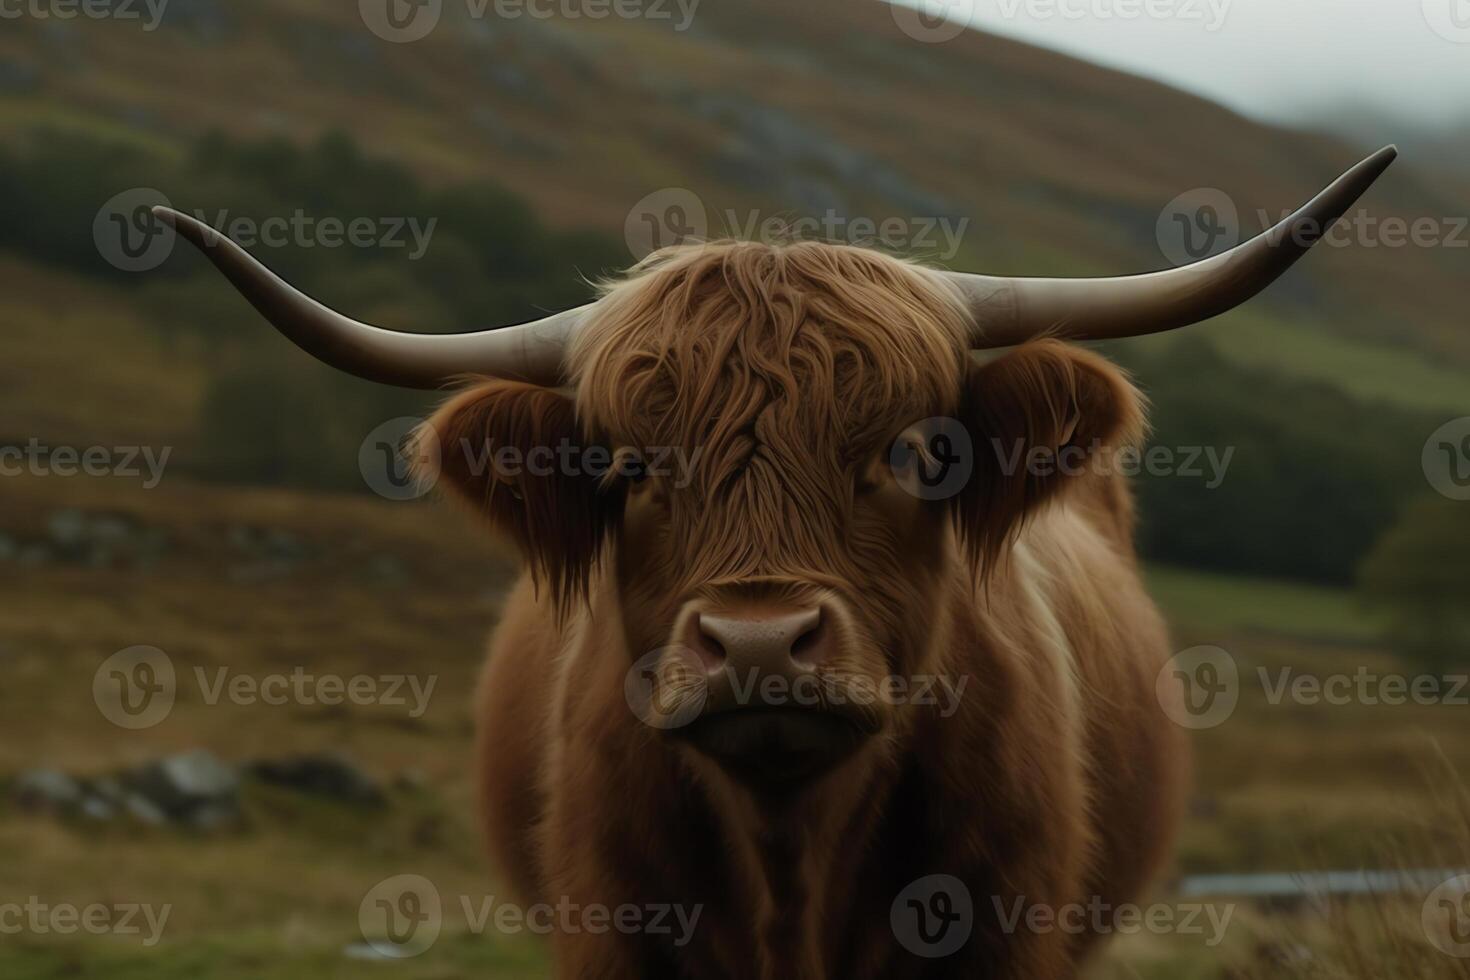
[948, 146, 1398, 349]
[153, 206, 586, 389]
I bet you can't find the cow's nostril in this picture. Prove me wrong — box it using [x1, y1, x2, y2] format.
[684, 619, 728, 674]
[788, 614, 826, 667]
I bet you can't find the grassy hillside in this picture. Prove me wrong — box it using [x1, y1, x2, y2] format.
[1, 471, 1464, 978]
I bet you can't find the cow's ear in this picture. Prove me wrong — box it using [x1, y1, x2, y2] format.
[412, 380, 624, 609]
[951, 340, 1145, 566]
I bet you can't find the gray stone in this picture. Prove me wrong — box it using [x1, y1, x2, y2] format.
[129, 750, 239, 816]
[13, 769, 83, 811]
[78, 796, 116, 821]
[248, 753, 385, 806]
[46, 509, 89, 554]
[185, 801, 241, 831]
[124, 793, 169, 827]
[90, 776, 126, 802]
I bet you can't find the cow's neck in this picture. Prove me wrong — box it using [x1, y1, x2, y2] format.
[693, 734, 900, 979]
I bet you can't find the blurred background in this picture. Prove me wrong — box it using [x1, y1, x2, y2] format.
[2, 0, 1469, 976]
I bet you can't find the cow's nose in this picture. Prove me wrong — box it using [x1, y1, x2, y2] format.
[690, 606, 828, 674]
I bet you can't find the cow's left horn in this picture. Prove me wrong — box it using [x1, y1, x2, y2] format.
[949, 146, 1397, 348]
[153, 207, 585, 388]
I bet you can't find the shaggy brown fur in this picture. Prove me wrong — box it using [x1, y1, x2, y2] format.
[418, 241, 1188, 979]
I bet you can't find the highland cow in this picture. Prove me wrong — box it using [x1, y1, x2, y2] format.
[158, 146, 1395, 978]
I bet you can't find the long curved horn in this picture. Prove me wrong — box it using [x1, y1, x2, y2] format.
[152, 207, 586, 388]
[949, 146, 1397, 348]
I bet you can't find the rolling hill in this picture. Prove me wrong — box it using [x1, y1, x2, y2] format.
[0, 0, 1466, 417]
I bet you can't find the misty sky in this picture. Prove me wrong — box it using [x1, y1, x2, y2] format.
[891, 0, 1470, 126]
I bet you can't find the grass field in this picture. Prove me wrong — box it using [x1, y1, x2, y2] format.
[0, 467, 1465, 978]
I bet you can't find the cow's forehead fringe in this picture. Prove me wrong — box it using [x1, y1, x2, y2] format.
[569, 240, 972, 455]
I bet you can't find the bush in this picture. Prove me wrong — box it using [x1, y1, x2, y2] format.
[1358, 495, 1470, 671]
[1122, 338, 1436, 586]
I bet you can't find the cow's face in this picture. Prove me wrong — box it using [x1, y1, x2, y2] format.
[423, 242, 1142, 792]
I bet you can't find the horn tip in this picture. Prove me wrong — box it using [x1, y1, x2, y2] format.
[1365, 144, 1398, 173]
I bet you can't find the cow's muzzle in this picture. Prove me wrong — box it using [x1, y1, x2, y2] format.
[665, 602, 875, 787]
